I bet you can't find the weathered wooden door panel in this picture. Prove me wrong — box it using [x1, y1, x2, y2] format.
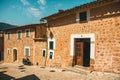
[75, 40, 84, 66]
[13, 50, 17, 62]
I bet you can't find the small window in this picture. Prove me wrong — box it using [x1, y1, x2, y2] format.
[42, 49, 46, 57]
[49, 41, 54, 49]
[7, 32, 10, 40]
[49, 50, 54, 59]
[48, 39, 55, 50]
[25, 29, 30, 37]
[79, 11, 87, 21]
[24, 47, 30, 56]
[17, 31, 22, 39]
[7, 48, 10, 54]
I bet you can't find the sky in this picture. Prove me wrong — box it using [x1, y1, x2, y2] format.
[0, 0, 95, 26]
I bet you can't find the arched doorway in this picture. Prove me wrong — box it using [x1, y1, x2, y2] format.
[13, 49, 17, 62]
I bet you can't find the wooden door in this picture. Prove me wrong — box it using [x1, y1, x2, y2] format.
[75, 40, 84, 66]
[13, 49, 17, 61]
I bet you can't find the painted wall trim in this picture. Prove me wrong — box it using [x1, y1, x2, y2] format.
[70, 33, 95, 59]
[48, 38, 56, 50]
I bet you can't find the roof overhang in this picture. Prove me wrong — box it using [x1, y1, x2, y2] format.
[42, 0, 119, 21]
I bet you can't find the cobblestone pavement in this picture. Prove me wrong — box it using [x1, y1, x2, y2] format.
[0, 63, 120, 80]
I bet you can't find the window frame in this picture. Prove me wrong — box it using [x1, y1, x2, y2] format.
[48, 38, 55, 50]
[7, 48, 10, 54]
[25, 29, 30, 37]
[7, 32, 11, 40]
[17, 30, 22, 39]
[42, 49, 46, 57]
[48, 50, 54, 59]
[24, 47, 30, 56]
[79, 11, 87, 21]
[76, 10, 90, 22]
[49, 41, 54, 49]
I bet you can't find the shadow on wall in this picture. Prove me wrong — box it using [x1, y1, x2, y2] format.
[48, 26, 54, 39]
[0, 72, 40, 80]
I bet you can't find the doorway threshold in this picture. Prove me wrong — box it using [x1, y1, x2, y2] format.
[65, 65, 94, 75]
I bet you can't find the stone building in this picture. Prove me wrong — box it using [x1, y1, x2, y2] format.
[0, 31, 4, 61]
[4, 24, 47, 65]
[4, 0, 120, 73]
[41, 0, 120, 73]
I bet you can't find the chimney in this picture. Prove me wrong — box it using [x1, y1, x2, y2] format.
[58, 9, 64, 13]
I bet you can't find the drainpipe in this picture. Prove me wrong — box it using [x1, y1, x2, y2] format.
[40, 18, 48, 67]
[44, 23, 49, 67]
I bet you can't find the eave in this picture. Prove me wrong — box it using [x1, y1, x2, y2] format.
[42, 0, 119, 21]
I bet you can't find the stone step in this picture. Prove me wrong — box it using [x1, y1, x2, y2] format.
[66, 66, 93, 75]
[0, 60, 4, 64]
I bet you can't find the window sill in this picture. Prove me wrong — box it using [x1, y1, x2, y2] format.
[18, 38, 22, 40]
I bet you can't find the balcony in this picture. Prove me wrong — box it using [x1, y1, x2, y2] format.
[34, 24, 47, 41]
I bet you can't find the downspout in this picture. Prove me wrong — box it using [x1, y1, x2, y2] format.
[44, 23, 49, 67]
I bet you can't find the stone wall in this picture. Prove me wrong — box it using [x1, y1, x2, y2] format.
[4, 27, 35, 64]
[46, 2, 120, 73]
[3, 1, 120, 73]
[34, 41, 46, 66]
[4, 24, 47, 66]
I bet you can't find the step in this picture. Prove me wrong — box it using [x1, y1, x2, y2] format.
[66, 66, 93, 75]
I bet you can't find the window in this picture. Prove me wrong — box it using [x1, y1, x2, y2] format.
[42, 49, 46, 57]
[25, 29, 30, 37]
[17, 30, 22, 39]
[24, 47, 30, 56]
[79, 11, 87, 21]
[76, 10, 90, 22]
[48, 50, 54, 59]
[7, 32, 10, 40]
[7, 48, 10, 54]
[48, 39, 55, 50]
[49, 41, 54, 49]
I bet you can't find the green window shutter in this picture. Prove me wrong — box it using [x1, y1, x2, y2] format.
[26, 30, 29, 37]
[49, 52, 53, 59]
[8, 33, 10, 39]
[18, 31, 21, 39]
[25, 48, 29, 56]
[42, 50, 46, 57]
[49, 41, 54, 49]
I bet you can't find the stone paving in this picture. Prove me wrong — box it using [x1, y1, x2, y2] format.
[0, 63, 120, 80]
